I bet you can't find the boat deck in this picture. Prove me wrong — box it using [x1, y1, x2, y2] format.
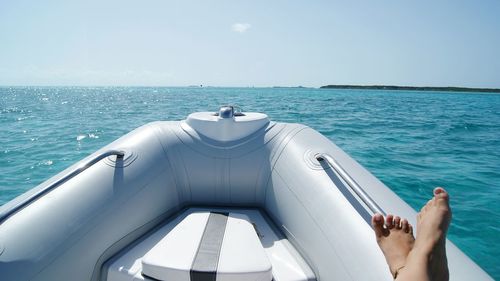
[105, 207, 316, 281]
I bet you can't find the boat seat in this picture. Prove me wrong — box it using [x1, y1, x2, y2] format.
[141, 211, 273, 281]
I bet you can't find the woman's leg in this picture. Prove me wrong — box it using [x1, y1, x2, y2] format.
[399, 187, 451, 280]
[373, 187, 451, 281]
[371, 213, 415, 278]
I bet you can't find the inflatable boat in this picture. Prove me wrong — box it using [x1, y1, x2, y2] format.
[0, 106, 492, 280]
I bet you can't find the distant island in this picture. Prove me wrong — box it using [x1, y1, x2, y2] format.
[320, 85, 500, 93]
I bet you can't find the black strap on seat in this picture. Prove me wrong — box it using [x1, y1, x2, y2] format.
[190, 212, 229, 281]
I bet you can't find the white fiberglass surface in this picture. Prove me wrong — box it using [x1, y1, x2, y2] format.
[106, 208, 314, 281]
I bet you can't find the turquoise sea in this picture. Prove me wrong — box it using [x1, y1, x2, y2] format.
[1, 87, 499, 279]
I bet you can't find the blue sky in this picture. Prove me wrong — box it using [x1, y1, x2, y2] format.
[1, 0, 499, 87]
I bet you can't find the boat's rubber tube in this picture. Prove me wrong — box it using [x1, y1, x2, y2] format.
[0, 123, 181, 281]
[265, 127, 492, 280]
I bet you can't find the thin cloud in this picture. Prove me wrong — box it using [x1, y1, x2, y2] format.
[231, 23, 251, 33]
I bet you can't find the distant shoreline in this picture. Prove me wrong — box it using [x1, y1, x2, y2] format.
[320, 85, 500, 93]
[1, 85, 499, 93]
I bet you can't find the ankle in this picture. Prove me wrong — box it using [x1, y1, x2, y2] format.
[409, 244, 433, 261]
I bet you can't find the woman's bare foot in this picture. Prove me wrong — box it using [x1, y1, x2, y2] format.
[414, 187, 452, 280]
[372, 213, 415, 278]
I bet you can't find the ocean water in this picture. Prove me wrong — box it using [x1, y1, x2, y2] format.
[1, 86, 499, 278]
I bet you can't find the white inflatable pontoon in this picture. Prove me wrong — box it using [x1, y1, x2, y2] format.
[0, 106, 493, 280]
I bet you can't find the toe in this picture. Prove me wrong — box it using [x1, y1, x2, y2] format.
[401, 219, 409, 232]
[385, 214, 394, 229]
[371, 213, 385, 238]
[409, 224, 413, 235]
[394, 216, 401, 229]
[434, 187, 449, 201]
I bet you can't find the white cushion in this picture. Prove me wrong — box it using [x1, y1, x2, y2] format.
[141, 212, 272, 281]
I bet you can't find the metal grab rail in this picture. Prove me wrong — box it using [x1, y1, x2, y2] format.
[0, 150, 125, 225]
[316, 153, 385, 216]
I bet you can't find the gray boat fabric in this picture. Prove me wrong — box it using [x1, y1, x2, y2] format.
[190, 212, 229, 281]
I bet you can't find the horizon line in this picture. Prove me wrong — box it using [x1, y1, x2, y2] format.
[1, 84, 500, 91]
